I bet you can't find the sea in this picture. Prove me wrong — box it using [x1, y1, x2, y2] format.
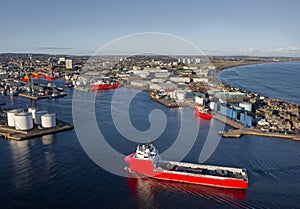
[0, 62, 300, 209]
[218, 62, 300, 105]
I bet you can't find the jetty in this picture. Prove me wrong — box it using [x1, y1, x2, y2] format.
[220, 128, 300, 141]
[150, 94, 179, 108]
[212, 113, 300, 140]
[19, 93, 50, 100]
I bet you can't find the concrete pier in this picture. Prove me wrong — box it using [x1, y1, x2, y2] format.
[220, 128, 300, 141]
[213, 113, 300, 140]
[19, 93, 50, 100]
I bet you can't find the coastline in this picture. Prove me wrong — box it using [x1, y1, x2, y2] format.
[215, 61, 300, 140]
[216, 61, 300, 105]
[142, 60, 300, 141]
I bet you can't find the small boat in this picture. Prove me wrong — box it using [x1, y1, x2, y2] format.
[124, 143, 248, 189]
[47, 83, 56, 88]
[54, 87, 64, 92]
[50, 92, 67, 99]
[6, 87, 19, 96]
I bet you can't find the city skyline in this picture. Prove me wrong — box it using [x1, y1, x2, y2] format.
[1, 0, 300, 56]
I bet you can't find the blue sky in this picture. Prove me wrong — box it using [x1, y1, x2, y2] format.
[1, 0, 300, 56]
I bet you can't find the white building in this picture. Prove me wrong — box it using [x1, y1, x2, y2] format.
[66, 59, 73, 69]
[58, 57, 65, 64]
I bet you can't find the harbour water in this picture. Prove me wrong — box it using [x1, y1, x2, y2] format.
[0, 62, 300, 208]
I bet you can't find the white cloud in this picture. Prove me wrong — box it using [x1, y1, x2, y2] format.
[243, 47, 259, 53]
[271, 46, 300, 52]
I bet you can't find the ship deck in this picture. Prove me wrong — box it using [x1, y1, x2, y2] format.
[154, 160, 247, 181]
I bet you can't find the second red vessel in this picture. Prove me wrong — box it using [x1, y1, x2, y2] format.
[194, 105, 212, 119]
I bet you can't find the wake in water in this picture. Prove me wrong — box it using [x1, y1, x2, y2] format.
[126, 173, 259, 209]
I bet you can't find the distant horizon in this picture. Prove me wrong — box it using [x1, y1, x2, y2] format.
[1, 51, 300, 59]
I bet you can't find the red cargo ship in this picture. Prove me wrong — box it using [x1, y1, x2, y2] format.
[125, 143, 248, 190]
[194, 96, 212, 119]
[45, 74, 56, 80]
[194, 105, 212, 119]
[90, 81, 119, 91]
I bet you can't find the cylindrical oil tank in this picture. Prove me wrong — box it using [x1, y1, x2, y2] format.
[41, 113, 56, 128]
[28, 107, 38, 119]
[7, 109, 23, 127]
[34, 110, 48, 125]
[14, 112, 33, 130]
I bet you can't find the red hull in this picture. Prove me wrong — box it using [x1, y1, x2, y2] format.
[90, 83, 120, 91]
[20, 78, 29, 82]
[32, 73, 39, 78]
[126, 173, 247, 201]
[45, 76, 56, 80]
[194, 107, 212, 119]
[125, 153, 248, 190]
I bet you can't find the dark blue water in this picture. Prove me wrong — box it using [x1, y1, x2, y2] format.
[0, 68, 300, 209]
[219, 62, 300, 105]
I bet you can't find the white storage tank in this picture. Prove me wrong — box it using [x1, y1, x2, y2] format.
[28, 107, 38, 119]
[7, 109, 23, 127]
[41, 113, 56, 128]
[239, 102, 252, 112]
[14, 112, 33, 130]
[34, 110, 48, 125]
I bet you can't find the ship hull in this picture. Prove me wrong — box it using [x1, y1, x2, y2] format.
[125, 153, 248, 190]
[45, 76, 56, 81]
[20, 78, 29, 82]
[90, 83, 119, 91]
[194, 107, 212, 119]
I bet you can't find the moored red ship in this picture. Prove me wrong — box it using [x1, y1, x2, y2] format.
[194, 105, 212, 119]
[125, 143, 248, 190]
[45, 74, 56, 80]
[194, 96, 212, 119]
[90, 78, 119, 91]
